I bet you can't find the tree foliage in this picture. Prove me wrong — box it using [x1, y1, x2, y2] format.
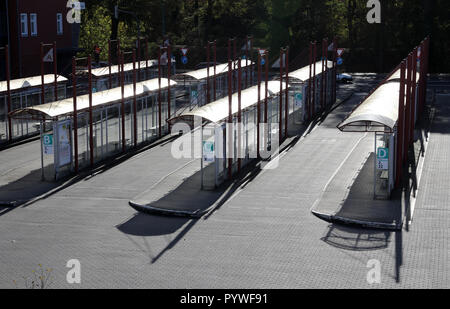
[79, 0, 450, 72]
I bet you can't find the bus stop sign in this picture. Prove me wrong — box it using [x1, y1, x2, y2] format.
[43, 134, 53, 155]
[377, 148, 389, 170]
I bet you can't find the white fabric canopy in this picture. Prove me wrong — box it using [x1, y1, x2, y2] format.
[10, 78, 177, 119]
[338, 82, 401, 131]
[175, 59, 254, 81]
[170, 81, 287, 124]
[289, 60, 334, 82]
[88, 60, 159, 78]
[0, 74, 68, 93]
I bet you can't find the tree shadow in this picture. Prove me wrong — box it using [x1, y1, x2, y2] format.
[322, 223, 403, 283]
[119, 159, 264, 263]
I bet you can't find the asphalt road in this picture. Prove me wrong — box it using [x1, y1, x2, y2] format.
[0, 75, 448, 289]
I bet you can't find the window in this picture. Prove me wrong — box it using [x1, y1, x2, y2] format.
[56, 13, 63, 35]
[30, 14, 37, 36]
[20, 13, 28, 37]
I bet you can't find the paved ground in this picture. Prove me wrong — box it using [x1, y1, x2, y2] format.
[0, 75, 448, 289]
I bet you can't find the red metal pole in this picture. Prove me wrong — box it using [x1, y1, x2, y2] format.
[88, 55, 94, 167]
[145, 38, 149, 79]
[312, 42, 317, 117]
[108, 39, 112, 88]
[308, 42, 312, 121]
[279, 48, 284, 142]
[418, 40, 426, 115]
[158, 47, 162, 138]
[250, 36, 254, 86]
[423, 37, 430, 112]
[40, 43, 45, 105]
[213, 40, 217, 101]
[117, 39, 121, 63]
[396, 61, 406, 187]
[228, 39, 233, 180]
[410, 48, 418, 143]
[404, 54, 413, 158]
[257, 51, 261, 158]
[133, 49, 137, 147]
[206, 42, 210, 104]
[324, 38, 328, 107]
[167, 44, 172, 130]
[333, 38, 337, 104]
[265, 52, 269, 125]
[137, 39, 141, 82]
[285, 47, 289, 139]
[121, 52, 126, 152]
[233, 38, 237, 91]
[5, 45, 12, 141]
[72, 56, 78, 173]
[238, 58, 242, 172]
[53, 42, 58, 101]
[245, 38, 249, 88]
[264, 51, 269, 154]
[321, 39, 325, 110]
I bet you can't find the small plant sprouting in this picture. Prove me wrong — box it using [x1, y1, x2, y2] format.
[13, 264, 54, 289]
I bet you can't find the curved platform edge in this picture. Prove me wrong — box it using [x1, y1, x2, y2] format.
[311, 210, 403, 231]
[129, 201, 205, 219]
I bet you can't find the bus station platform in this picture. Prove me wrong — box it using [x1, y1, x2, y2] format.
[312, 92, 434, 231]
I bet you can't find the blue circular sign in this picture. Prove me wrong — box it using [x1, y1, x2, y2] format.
[337, 57, 344, 66]
[261, 58, 266, 66]
[181, 56, 188, 65]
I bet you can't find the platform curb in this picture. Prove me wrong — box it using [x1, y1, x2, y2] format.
[129, 201, 205, 219]
[311, 209, 402, 231]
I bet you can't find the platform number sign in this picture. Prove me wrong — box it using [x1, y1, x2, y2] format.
[43, 134, 54, 155]
[377, 148, 389, 170]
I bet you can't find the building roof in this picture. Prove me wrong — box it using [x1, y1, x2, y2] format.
[169, 81, 287, 124]
[0, 74, 68, 94]
[9, 78, 177, 120]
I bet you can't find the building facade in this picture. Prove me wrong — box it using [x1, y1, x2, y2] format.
[0, 0, 81, 79]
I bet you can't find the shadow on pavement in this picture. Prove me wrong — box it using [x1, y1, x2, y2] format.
[0, 168, 61, 209]
[322, 223, 403, 283]
[335, 153, 403, 229]
[117, 214, 190, 237]
[128, 159, 263, 218]
[119, 159, 263, 263]
[321, 224, 392, 251]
